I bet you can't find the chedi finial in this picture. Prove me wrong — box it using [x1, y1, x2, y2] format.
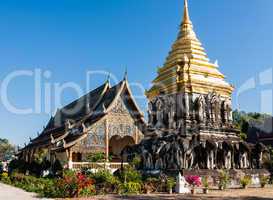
[183, 0, 192, 25]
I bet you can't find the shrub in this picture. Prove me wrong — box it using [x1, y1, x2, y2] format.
[115, 163, 143, 195]
[0, 172, 11, 184]
[185, 175, 201, 187]
[7, 158, 52, 177]
[10, 173, 46, 193]
[41, 179, 60, 198]
[260, 175, 269, 188]
[52, 159, 63, 176]
[218, 170, 230, 190]
[8, 159, 27, 174]
[143, 177, 159, 193]
[85, 152, 106, 162]
[28, 161, 43, 176]
[89, 169, 119, 194]
[0, 162, 3, 173]
[240, 175, 252, 189]
[202, 176, 209, 189]
[40, 159, 51, 171]
[4, 172, 55, 195]
[166, 177, 176, 193]
[120, 165, 142, 184]
[130, 156, 141, 169]
[118, 182, 142, 195]
[89, 169, 115, 184]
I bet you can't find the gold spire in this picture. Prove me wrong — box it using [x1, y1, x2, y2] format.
[146, 0, 234, 99]
[178, 0, 196, 40]
[183, 0, 191, 25]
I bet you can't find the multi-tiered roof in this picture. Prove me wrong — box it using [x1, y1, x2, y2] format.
[147, 0, 234, 99]
[23, 78, 145, 151]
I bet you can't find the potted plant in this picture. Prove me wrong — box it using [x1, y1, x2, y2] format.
[218, 170, 230, 190]
[185, 175, 201, 194]
[202, 176, 210, 194]
[166, 177, 175, 194]
[240, 175, 252, 189]
[260, 175, 269, 188]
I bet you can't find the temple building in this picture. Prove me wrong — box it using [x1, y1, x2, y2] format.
[123, 0, 268, 172]
[20, 77, 146, 169]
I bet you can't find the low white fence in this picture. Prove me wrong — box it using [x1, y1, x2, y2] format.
[70, 162, 129, 173]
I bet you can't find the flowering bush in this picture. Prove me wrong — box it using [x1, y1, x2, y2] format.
[0, 172, 11, 184]
[0, 171, 95, 198]
[185, 175, 202, 187]
[0, 172, 8, 178]
[56, 170, 95, 198]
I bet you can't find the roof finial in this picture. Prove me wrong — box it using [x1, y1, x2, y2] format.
[183, 0, 192, 25]
[106, 72, 111, 84]
[123, 67, 128, 81]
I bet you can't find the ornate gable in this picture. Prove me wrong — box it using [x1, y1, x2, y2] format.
[110, 97, 129, 115]
[108, 97, 136, 138]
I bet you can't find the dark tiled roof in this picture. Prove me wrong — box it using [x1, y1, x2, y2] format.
[44, 83, 108, 132]
[26, 82, 108, 147]
[94, 81, 123, 113]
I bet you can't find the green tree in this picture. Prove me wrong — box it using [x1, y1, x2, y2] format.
[232, 110, 272, 141]
[0, 138, 15, 161]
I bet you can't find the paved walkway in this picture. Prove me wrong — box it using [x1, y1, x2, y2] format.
[0, 182, 50, 200]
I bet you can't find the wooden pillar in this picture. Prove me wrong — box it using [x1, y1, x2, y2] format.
[105, 119, 109, 162]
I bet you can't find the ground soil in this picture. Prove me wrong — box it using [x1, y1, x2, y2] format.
[76, 186, 273, 200]
[1, 182, 272, 200]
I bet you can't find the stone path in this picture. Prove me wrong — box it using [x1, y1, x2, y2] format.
[0, 182, 50, 200]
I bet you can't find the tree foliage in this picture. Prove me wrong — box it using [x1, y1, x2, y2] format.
[0, 138, 15, 161]
[232, 110, 272, 141]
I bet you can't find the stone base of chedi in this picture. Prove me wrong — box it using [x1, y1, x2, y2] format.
[123, 131, 268, 172]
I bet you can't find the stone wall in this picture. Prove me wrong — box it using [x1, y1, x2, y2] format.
[182, 169, 270, 187]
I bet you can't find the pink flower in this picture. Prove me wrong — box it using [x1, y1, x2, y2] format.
[185, 175, 202, 187]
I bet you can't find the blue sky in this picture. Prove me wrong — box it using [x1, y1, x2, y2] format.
[0, 0, 272, 145]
